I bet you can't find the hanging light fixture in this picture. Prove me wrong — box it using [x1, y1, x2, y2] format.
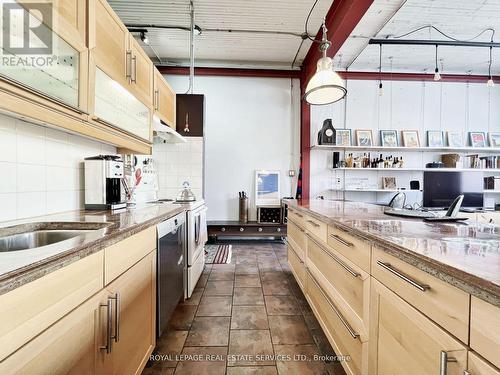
[487, 46, 494, 87]
[304, 22, 347, 105]
[378, 44, 383, 96]
[434, 45, 441, 81]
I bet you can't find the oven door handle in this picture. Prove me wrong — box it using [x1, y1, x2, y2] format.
[194, 214, 200, 244]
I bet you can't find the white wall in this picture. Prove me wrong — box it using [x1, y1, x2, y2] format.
[0, 114, 116, 222]
[310, 80, 500, 207]
[164, 75, 301, 221]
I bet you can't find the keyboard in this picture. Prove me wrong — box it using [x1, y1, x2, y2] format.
[384, 208, 437, 219]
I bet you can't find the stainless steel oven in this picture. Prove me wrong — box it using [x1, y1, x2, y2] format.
[156, 212, 185, 337]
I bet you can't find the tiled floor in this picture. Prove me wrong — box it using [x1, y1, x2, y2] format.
[143, 241, 347, 375]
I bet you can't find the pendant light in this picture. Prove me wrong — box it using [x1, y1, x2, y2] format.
[434, 45, 441, 81]
[378, 44, 383, 96]
[487, 46, 494, 87]
[304, 22, 347, 105]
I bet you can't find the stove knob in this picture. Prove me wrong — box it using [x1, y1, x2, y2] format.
[276, 228, 281, 232]
[221, 227, 226, 232]
[258, 228, 263, 232]
[239, 228, 244, 232]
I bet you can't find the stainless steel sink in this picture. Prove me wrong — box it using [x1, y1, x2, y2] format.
[0, 222, 112, 252]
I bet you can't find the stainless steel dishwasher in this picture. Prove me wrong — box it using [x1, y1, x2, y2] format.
[157, 212, 185, 337]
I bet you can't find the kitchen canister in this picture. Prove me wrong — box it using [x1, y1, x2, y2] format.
[239, 196, 248, 223]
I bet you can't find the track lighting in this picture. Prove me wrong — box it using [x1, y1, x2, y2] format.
[434, 45, 441, 81]
[140, 31, 149, 45]
[487, 46, 494, 87]
[378, 44, 383, 96]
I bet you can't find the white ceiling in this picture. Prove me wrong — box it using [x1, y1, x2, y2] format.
[343, 0, 500, 75]
[108, 0, 333, 69]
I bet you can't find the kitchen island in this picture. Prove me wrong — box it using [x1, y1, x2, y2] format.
[285, 199, 500, 375]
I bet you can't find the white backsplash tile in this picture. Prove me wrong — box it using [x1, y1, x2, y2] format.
[0, 113, 116, 222]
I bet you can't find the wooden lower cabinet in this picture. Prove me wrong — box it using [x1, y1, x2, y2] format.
[0, 290, 108, 375]
[467, 352, 500, 375]
[470, 296, 500, 369]
[288, 244, 306, 290]
[369, 279, 467, 375]
[98, 251, 156, 375]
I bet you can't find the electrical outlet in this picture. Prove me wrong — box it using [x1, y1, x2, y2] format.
[288, 170, 296, 177]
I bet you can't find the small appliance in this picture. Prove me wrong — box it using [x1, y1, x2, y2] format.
[84, 155, 126, 210]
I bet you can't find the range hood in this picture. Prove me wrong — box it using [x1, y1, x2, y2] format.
[152, 115, 187, 143]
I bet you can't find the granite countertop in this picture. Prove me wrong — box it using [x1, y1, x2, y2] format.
[286, 199, 500, 307]
[0, 203, 185, 296]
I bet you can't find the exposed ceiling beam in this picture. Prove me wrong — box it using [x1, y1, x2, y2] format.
[302, 0, 375, 82]
[157, 66, 302, 79]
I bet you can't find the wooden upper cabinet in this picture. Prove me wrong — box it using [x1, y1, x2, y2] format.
[128, 35, 154, 108]
[90, 0, 128, 86]
[153, 68, 176, 127]
[52, 0, 87, 49]
[369, 279, 467, 375]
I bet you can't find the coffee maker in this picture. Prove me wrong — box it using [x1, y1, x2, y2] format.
[84, 155, 127, 210]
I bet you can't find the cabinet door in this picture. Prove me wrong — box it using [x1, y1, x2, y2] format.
[153, 68, 176, 127]
[368, 279, 467, 375]
[0, 290, 108, 375]
[90, 0, 128, 86]
[467, 352, 500, 375]
[106, 251, 156, 375]
[128, 35, 153, 108]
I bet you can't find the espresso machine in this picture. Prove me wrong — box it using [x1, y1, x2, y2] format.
[84, 155, 127, 210]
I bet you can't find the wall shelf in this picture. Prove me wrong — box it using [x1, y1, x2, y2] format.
[332, 188, 423, 193]
[311, 145, 500, 153]
[334, 167, 500, 172]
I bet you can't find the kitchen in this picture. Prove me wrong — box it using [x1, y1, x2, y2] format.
[0, 0, 499, 375]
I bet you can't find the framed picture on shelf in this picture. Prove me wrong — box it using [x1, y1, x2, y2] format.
[427, 131, 444, 147]
[469, 132, 487, 147]
[488, 132, 500, 147]
[401, 130, 420, 147]
[382, 177, 397, 190]
[380, 130, 398, 147]
[335, 129, 352, 146]
[355, 129, 373, 146]
[447, 131, 463, 147]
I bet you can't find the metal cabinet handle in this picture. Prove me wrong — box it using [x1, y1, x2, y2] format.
[377, 261, 430, 292]
[309, 271, 359, 339]
[109, 293, 120, 343]
[463, 371, 471, 375]
[131, 55, 137, 83]
[154, 89, 159, 110]
[307, 220, 320, 227]
[308, 235, 360, 278]
[99, 298, 113, 353]
[330, 234, 353, 247]
[295, 212, 304, 218]
[126, 50, 132, 79]
[440, 351, 457, 375]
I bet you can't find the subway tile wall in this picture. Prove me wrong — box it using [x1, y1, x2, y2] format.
[153, 137, 204, 200]
[0, 114, 116, 222]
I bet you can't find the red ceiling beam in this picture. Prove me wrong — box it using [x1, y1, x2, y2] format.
[300, 0, 374, 200]
[342, 71, 500, 83]
[157, 66, 301, 79]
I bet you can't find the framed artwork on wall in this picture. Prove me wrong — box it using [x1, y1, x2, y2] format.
[380, 130, 398, 147]
[469, 132, 486, 147]
[401, 130, 420, 147]
[355, 129, 373, 146]
[427, 131, 444, 147]
[447, 131, 463, 147]
[488, 132, 500, 147]
[335, 129, 352, 146]
[382, 177, 397, 190]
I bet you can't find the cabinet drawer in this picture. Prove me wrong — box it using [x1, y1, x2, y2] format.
[371, 246, 470, 343]
[327, 225, 371, 272]
[306, 270, 365, 375]
[104, 226, 156, 285]
[287, 208, 306, 228]
[471, 297, 500, 369]
[287, 220, 306, 261]
[0, 251, 104, 361]
[288, 245, 305, 290]
[468, 351, 500, 375]
[306, 235, 369, 336]
[304, 215, 327, 242]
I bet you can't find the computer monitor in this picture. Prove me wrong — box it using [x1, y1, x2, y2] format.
[423, 171, 484, 208]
